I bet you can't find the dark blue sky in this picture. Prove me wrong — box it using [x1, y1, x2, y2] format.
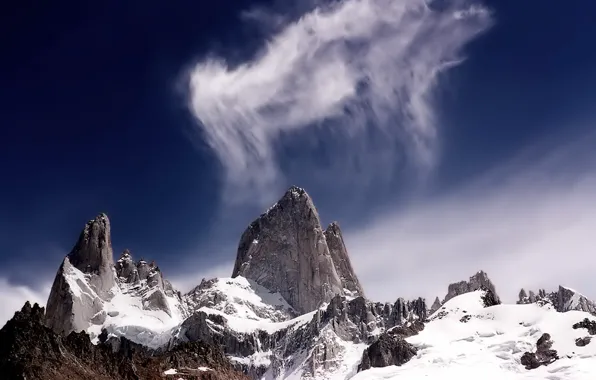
[2, 0, 596, 291]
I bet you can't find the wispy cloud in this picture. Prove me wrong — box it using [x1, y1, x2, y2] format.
[345, 132, 596, 303]
[187, 0, 492, 204]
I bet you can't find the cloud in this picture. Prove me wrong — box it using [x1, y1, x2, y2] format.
[187, 0, 492, 204]
[345, 132, 596, 304]
[0, 278, 50, 328]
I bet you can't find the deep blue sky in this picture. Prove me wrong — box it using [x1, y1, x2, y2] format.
[2, 0, 596, 291]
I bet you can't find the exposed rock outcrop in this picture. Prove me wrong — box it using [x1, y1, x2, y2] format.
[0, 302, 248, 380]
[232, 186, 345, 314]
[573, 318, 596, 335]
[358, 333, 418, 371]
[576, 336, 592, 347]
[45, 214, 118, 335]
[115, 250, 140, 284]
[45, 214, 180, 336]
[517, 286, 596, 314]
[178, 287, 427, 378]
[324, 222, 364, 297]
[520, 333, 558, 370]
[429, 296, 441, 314]
[443, 270, 501, 305]
[66, 213, 117, 299]
[45, 257, 107, 335]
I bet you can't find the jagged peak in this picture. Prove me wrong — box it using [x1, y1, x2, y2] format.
[443, 269, 500, 304]
[325, 221, 341, 234]
[68, 212, 114, 272]
[232, 186, 343, 314]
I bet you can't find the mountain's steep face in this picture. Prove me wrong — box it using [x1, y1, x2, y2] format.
[232, 186, 345, 314]
[178, 292, 427, 379]
[45, 257, 108, 335]
[45, 214, 183, 338]
[0, 302, 249, 380]
[442, 270, 501, 305]
[518, 286, 596, 314]
[324, 222, 364, 297]
[45, 214, 119, 335]
[429, 296, 441, 314]
[67, 213, 117, 299]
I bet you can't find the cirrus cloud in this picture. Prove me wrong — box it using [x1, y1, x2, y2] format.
[187, 0, 492, 204]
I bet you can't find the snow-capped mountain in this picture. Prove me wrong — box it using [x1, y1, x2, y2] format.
[2, 186, 596, 380]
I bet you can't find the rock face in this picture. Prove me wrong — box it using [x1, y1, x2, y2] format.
[573, 318, 596, 335]
[45, 214, 179, 336]
[46, 214, 118, 335]
[358, 333, 418, 371]
[232, 186, 347, 314]
[45, 257, 107, 335]
[0, 302, 249, 380]
[429, 296, 441, 314]
[67, 213, 117, 299]
[520, 333, 559, 370]
[178, 289, 427, 379]
[324, 222, 364, 297]
[517, 286, 596, 314]
[443, 270, 501, 305]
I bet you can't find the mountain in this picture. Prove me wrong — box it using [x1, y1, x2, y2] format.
[3, 185, 596, 379]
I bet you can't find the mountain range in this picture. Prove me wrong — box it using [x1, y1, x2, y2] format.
[1, 186, 595, 379]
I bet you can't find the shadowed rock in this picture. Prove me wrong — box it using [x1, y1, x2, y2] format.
[232, 186, 345, 314]
[517, 286, 596, 314]
[443, 270, 501, 305]
[576, 336, 591, 347]
[45, 214, 118, 335]
[67, 213, 116, 299]
[573, 318, 596, 335]
[358, 333, 418, 371]
[324, 222, 364, 297]
[429, 296, 441, 314]
[520, 333, 558, 370]
[0, 302, 249, 380]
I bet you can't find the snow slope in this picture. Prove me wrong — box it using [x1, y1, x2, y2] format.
[62, 262, 184, 348]
[353, 291, 596, 380]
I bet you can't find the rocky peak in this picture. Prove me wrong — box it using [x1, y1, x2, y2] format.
[67, 213, 116, 299]
[429, 296, 442, 314]
[443, 270, 501, 304]
[231, 186, 344, 314]
[324, 221, 364, 297]
[115, 249, 139, 284]
[1, 302, 249, 380]
[516, 286, 596, 314]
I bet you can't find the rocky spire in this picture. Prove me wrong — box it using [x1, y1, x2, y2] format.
[443, 270, 501, 304]
[45, 213, 118, 335]
[521, 286, 596, 314]
[67, 213, 116, 299]
[324, 222, 364, 297]
[232, 186, 344, 314]
[429, 296, 442, 314]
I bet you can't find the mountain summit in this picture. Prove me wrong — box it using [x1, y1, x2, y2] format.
[232, 186, 363, 313]
[3, 186, 596, 380]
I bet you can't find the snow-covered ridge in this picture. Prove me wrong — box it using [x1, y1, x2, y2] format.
[353, 290, 596, 380]
[184, 276, 297, 324]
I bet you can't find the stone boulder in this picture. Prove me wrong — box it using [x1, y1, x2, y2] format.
[520, 333, 558, 370]
[358, 333, 417, 371]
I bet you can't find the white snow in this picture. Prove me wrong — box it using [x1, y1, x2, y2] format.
[199, 305, 316, 334]
[184, 276, 296, 324]
[353, 290, 596, 380]
[62, 263, 184, 349]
